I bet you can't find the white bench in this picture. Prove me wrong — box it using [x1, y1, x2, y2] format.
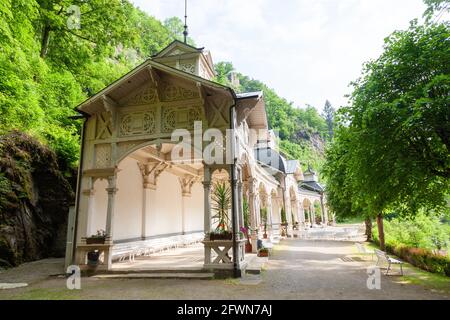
[112, 233, 204, 262]
[375, 249, 404, 275]
[355, 243, 374, 260]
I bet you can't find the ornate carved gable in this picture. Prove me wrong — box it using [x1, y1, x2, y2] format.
[123, 84, 158, 106]
[159, 81, 200, 102]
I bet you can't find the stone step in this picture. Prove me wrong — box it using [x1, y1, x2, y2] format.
[92, 272, 214, 280]
[99, 268, 206, 275]
[245, 256, 269, 275]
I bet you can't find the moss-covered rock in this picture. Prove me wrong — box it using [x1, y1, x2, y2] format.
[0, 131, 74, 267]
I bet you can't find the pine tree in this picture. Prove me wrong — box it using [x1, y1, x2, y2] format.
[323, 100, 335, 140]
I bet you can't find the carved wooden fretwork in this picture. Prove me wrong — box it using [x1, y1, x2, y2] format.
[95, 144, 112, 168]
[126, 86, 158, 106]
[180, 62, 196, 75]
[179, 176, 197, 197]
[161, 105, 202, 133]
[138, 161, 168, 189]
[160, 81, 200, 102]
[96, 112, 112, 139]
[199, 64, 207, 79]
[117, 141, 145, 162]
[119, 111, 156, 137]
[168, 49, 184, 56]
[206, 95, 229, 127]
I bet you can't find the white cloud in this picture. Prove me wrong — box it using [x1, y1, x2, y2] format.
[131, 0, 427, 110]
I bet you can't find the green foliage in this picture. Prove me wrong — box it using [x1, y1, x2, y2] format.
[211, 182, 231, 231]
[423, 0, 450, 21]
[214, 62, 328, 170]
[243, 198, 250, 229]
[0, 1, 180, 169]
[373, 212, 450, 253]
[260, 207, 268, 231]
[323, 21, 450, 221]
[280, 208, 287, 224]
[322, 100, 335, 140]
[163, 17, 196, 46]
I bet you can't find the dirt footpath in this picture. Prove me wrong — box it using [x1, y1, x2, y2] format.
[0, 239, 449, 300]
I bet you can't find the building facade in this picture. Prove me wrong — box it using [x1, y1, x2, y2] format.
[67, 41, 328, 277]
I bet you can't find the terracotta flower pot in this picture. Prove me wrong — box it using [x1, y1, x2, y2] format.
[86, 237, 106, 245]
[258, 250, 269, 257]
[245, 242, 252, 253]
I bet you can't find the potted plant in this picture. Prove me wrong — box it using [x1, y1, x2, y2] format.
[242, 199, 252, 253]
[209, 230, 233, 241]
[87, 250, 100, 266]
[258, 247, 269, 257]
[210, 182, 232, 241]
[280, 208, 288, 237]
[261, 208, 268, 239]
[85, 229, 107, 244]
[241, 227, 252, 253]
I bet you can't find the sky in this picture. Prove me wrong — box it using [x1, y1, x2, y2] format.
[130, 0, 428, 111]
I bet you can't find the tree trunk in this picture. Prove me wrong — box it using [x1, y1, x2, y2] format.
[376, 213, 385, 251]
[365, 217, 372, 242]
[40, 24, 51, 58]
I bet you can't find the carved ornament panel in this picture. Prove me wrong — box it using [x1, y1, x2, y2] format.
[119, 111, 156, 137]
[126, 86, 158, 106]
[162, 105, 202, 133]
[160, 82, 200, 102]
[95, 144, 112, 168]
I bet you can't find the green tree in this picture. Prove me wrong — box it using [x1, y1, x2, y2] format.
[423, 0, 450, 22]
[322, 100, 335, 140]
[323, 21, 450, 250]
[163, 16, 196, 46]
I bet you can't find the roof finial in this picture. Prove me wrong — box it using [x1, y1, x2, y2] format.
[183, 0, 188, 43]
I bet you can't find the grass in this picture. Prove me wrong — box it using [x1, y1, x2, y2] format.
[6, 288, 82, 300]
[362, 242, 450, 295]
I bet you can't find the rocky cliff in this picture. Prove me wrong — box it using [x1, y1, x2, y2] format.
[0, 132, 74, 268]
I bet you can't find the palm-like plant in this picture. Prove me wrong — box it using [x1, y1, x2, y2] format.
[243, 198, 250, 229]
[211, 182, 231, 232]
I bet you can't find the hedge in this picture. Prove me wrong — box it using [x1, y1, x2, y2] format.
[373, 240, 450, 277]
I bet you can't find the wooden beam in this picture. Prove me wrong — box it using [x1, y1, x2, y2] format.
[146, 66, 161, 88]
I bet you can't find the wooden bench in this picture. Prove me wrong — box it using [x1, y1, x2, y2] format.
[355, 243, 374, 260]
[375, 249, 404, 275]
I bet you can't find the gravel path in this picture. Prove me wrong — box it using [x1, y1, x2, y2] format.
[0, 238, 448, 300]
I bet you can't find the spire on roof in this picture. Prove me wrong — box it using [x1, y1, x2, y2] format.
[183, 0, 188, 43]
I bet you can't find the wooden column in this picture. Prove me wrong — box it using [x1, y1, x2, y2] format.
[248, 178, 258, 253]
[203, 166, 212, 265]
[105, 175, 117, 269]
[83, 186, 95, 237]
[105, 175, 117, 238]
[179, 176, 195, 235]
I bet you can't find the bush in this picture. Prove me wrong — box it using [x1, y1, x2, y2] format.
[373, 238, 450, 276]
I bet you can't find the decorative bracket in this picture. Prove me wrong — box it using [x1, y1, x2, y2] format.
[138, 161, 168, 189]
[179, 175, 197, 197]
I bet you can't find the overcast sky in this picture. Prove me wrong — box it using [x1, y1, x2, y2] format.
[131, 0, 427, 111]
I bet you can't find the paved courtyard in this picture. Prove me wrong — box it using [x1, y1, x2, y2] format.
[0, 234, 449, 300]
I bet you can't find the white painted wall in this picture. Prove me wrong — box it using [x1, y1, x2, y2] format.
[183, 182, 204, 233]
[145, 171, 203, 237]
[114, 157, 143, 241]
[90, 156, 204, 242]
[90, 179, 108, 237]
